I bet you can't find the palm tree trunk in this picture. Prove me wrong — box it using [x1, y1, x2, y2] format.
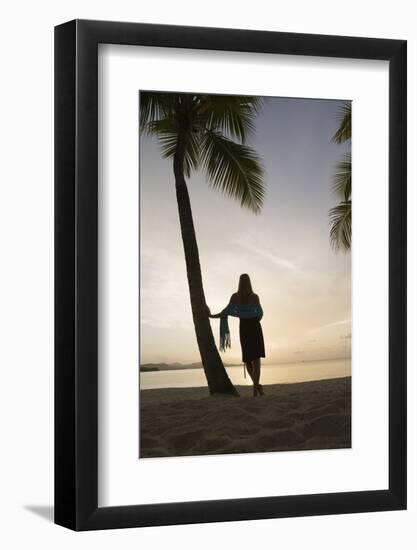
[173, 139, 238, 396]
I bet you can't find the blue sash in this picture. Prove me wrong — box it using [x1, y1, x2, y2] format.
[219, 304, 263, 352]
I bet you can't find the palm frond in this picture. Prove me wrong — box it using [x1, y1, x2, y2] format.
[332, 153, 351, 201]
[181, 131, 201, 178]
[201, 130, 265, 213]
[329, 200, 351, 251]
[332, 102, 352, 144]
[140, 92, 266, 205]
[148, 119, 199, 177]
[145, 116, 176, 137]
[139, 92, 176, 133]
[200, 95, 263, 143]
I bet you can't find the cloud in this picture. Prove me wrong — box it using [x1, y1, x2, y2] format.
[234, 239, 301, 273]
[141, 317, 175, 329]
[307, 319, 351, 335]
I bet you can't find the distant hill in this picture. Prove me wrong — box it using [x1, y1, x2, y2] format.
[140, 362, 241, 372]
[140, 362, 202, 372]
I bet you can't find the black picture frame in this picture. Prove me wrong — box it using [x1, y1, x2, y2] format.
[55, 19, 407, 531]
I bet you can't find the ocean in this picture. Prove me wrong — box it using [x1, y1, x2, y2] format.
[140, 358, 351, 390]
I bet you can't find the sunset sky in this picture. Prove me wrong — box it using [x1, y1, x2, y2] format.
[140, 95, 351, 365]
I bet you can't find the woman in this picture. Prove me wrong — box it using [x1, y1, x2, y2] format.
[209, 274, 266, 396]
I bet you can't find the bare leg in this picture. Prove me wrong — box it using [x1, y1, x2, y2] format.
[250, 360, 259, 397]
[244, 361, 257, 396]
[252, 358, 260, 386]
[252, 358, 264, 395]
[245, 361, 255, 383]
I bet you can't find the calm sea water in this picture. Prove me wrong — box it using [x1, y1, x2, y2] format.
[140, 358, 351, 390]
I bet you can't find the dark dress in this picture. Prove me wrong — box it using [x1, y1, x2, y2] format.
[239, 317, 265, 363]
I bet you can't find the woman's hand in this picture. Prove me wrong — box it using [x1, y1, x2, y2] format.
[205, 305, 212, 318]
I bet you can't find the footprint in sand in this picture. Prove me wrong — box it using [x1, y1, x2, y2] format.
[257, 429, 304, 449]
[263, 418, 295, 430]
[304, 413, 349, 438]
[166, 429, 205, 451]
[140, 435, 161, 448]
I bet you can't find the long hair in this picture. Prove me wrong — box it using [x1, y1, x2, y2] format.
[237, 273, 254, 303]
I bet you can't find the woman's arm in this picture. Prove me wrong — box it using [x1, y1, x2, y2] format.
[209, 311, 223, 319]
[208, 294, 236, 318]
[206, 304, 223, 318]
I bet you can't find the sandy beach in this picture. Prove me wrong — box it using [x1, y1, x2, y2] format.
[140, 376, 351, 458]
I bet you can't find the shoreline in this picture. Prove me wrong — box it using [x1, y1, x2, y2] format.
[140, 374, 350, 399]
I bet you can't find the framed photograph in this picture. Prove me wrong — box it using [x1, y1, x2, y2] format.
[55, 19, 406, 530]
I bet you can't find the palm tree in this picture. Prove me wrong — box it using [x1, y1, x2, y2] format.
[329, 102, 352, 251]
[140, 93, 265, 395]
[332, 102, 351, 145]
